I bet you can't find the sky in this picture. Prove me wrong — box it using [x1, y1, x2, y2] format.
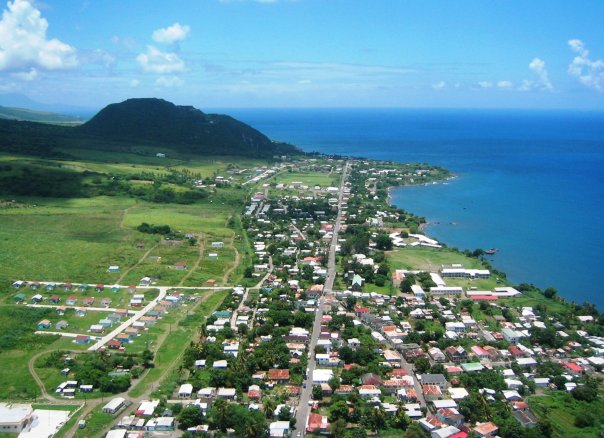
[0, 0, 603, 110]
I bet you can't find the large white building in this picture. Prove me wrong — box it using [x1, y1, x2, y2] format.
[440, 268, 490, 279]
[429, 286, 463, 296]
[0, 403, 35, 433]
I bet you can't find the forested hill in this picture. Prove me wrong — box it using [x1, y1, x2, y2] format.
[0, 98, 299, 158]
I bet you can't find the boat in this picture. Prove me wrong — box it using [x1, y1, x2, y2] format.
[485, 248, 498, 255]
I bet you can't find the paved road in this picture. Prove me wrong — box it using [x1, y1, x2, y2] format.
[294, 161, 349, 435]
[88, 287, 168, 351]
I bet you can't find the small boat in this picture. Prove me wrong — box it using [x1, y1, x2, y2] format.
[485, 248, 498, 255]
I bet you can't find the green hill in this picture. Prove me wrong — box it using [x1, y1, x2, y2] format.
[0, 105, 84, 124]
[0, 98, 298, 158]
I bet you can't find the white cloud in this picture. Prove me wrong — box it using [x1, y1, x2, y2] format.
[156, 75, 184, 87]
[297, 79, 311, 84]
[129, 79, 140, 87]
[517, 58, 553, 91]
[528, 57, 553, 90]
[152, 23, 190, 44]
[478, 81, 493, 89]
[0, 0, 77, 72]
[136, 46, 186, 74]
[497, 80, 513, 89]
[90, 49, 116, 68]
[568, 39, 604, 91]
[11, 67, 37, 80]
[432, 81, 446, 90]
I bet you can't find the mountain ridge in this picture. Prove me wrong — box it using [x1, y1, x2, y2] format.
[0, 98, 299, 158]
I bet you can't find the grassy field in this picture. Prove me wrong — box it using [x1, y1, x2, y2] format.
[529, 391, 604, 437]
[72, 406, 115, 438]
[0, 196, 150, 284]
[272, 171, 339, 188]
[387, 246, 485, 272]
[0, 337, 85, 400]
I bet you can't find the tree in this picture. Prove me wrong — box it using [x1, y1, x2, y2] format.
[574, 411, 595, 428]
[375, 234, 393, 250]
[312, 385, 323, 400]
[404, 423, 429, 437]
[572, 384, 598, 402]
[177, 405, 203, 430]
[414, 356, 431, 374]
[400, 277, 413, 293]
[277, 406, 292, 421]
[328, 376, 341, 391]
[543, 287, 557, 299]
[329, 400, 350, 422]
[362, 406, 386, 433]
[261, 397, 277, 419]
[209, 398, 230, 431]
[331, 418, 347, 438]
[241, 410, 268, 438]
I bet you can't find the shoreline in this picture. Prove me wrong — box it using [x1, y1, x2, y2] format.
[386, 172, 601, 310]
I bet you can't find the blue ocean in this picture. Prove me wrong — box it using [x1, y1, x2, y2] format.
[222, 108, 604, 308]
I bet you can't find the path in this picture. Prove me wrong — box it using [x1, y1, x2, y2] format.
[220, 235, 241, 285]
[87, 287, 168, 351]
[178, 233, 205, 286]
[116, 243, 159, 285]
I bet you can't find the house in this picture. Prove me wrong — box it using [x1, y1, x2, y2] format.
[174, 262, 187, 270]
[49, 295, 61, 304]
[95, 284, 105, 292]
[108, 265, 120, 273]
[420, 374, 448, 391]
[248, 385, 262, 400]
[90, 324, 104, 333]
[31, 294, 43, 303]
[429, 347, 446, 362]
[351, 274, 363, 291]
[103, 397, 126, 414]
[430, 426, 462, 438]
[37, 319, 51, 330]
[502, 328, 522, 345]
[445, 346, 468, 363]
[178, 384, 193, 398]
[268, 369, 290, 383]
[56, 320, 69, 330]
[101, 298, 112, 308]
[82, 296, 95, 306]
[145, 417, 175, 431]
[13, 293, 26, 303]
[473, 422, 499, 437]
[208, 253, 218, 260]
[422, 385, 443, 401]
[471, 345, 490, 359]
[307, 413, 329, 433]
[75, 308, 87, 317]
[76, 335, 91, 345]
[211, 241, 225, 249]
[66, 296, 78, 306]
[217, 388, 236, 399]
[107, 340, 122, 350]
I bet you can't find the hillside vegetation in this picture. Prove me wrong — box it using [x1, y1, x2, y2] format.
[0, 98, 299, 159]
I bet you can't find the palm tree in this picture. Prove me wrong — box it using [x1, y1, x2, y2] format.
[261, 396, 277, 419]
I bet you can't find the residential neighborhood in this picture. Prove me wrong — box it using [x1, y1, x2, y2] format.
[3, 157, 603, 438]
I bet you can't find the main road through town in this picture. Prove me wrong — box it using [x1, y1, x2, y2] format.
[294, 161, 349, 435]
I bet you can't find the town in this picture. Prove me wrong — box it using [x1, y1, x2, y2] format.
[2, 156, 603, 438]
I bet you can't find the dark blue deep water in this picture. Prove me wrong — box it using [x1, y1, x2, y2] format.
[222, 108, 604, 308]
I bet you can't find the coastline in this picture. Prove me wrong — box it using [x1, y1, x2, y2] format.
[386, 174, 601, 310]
